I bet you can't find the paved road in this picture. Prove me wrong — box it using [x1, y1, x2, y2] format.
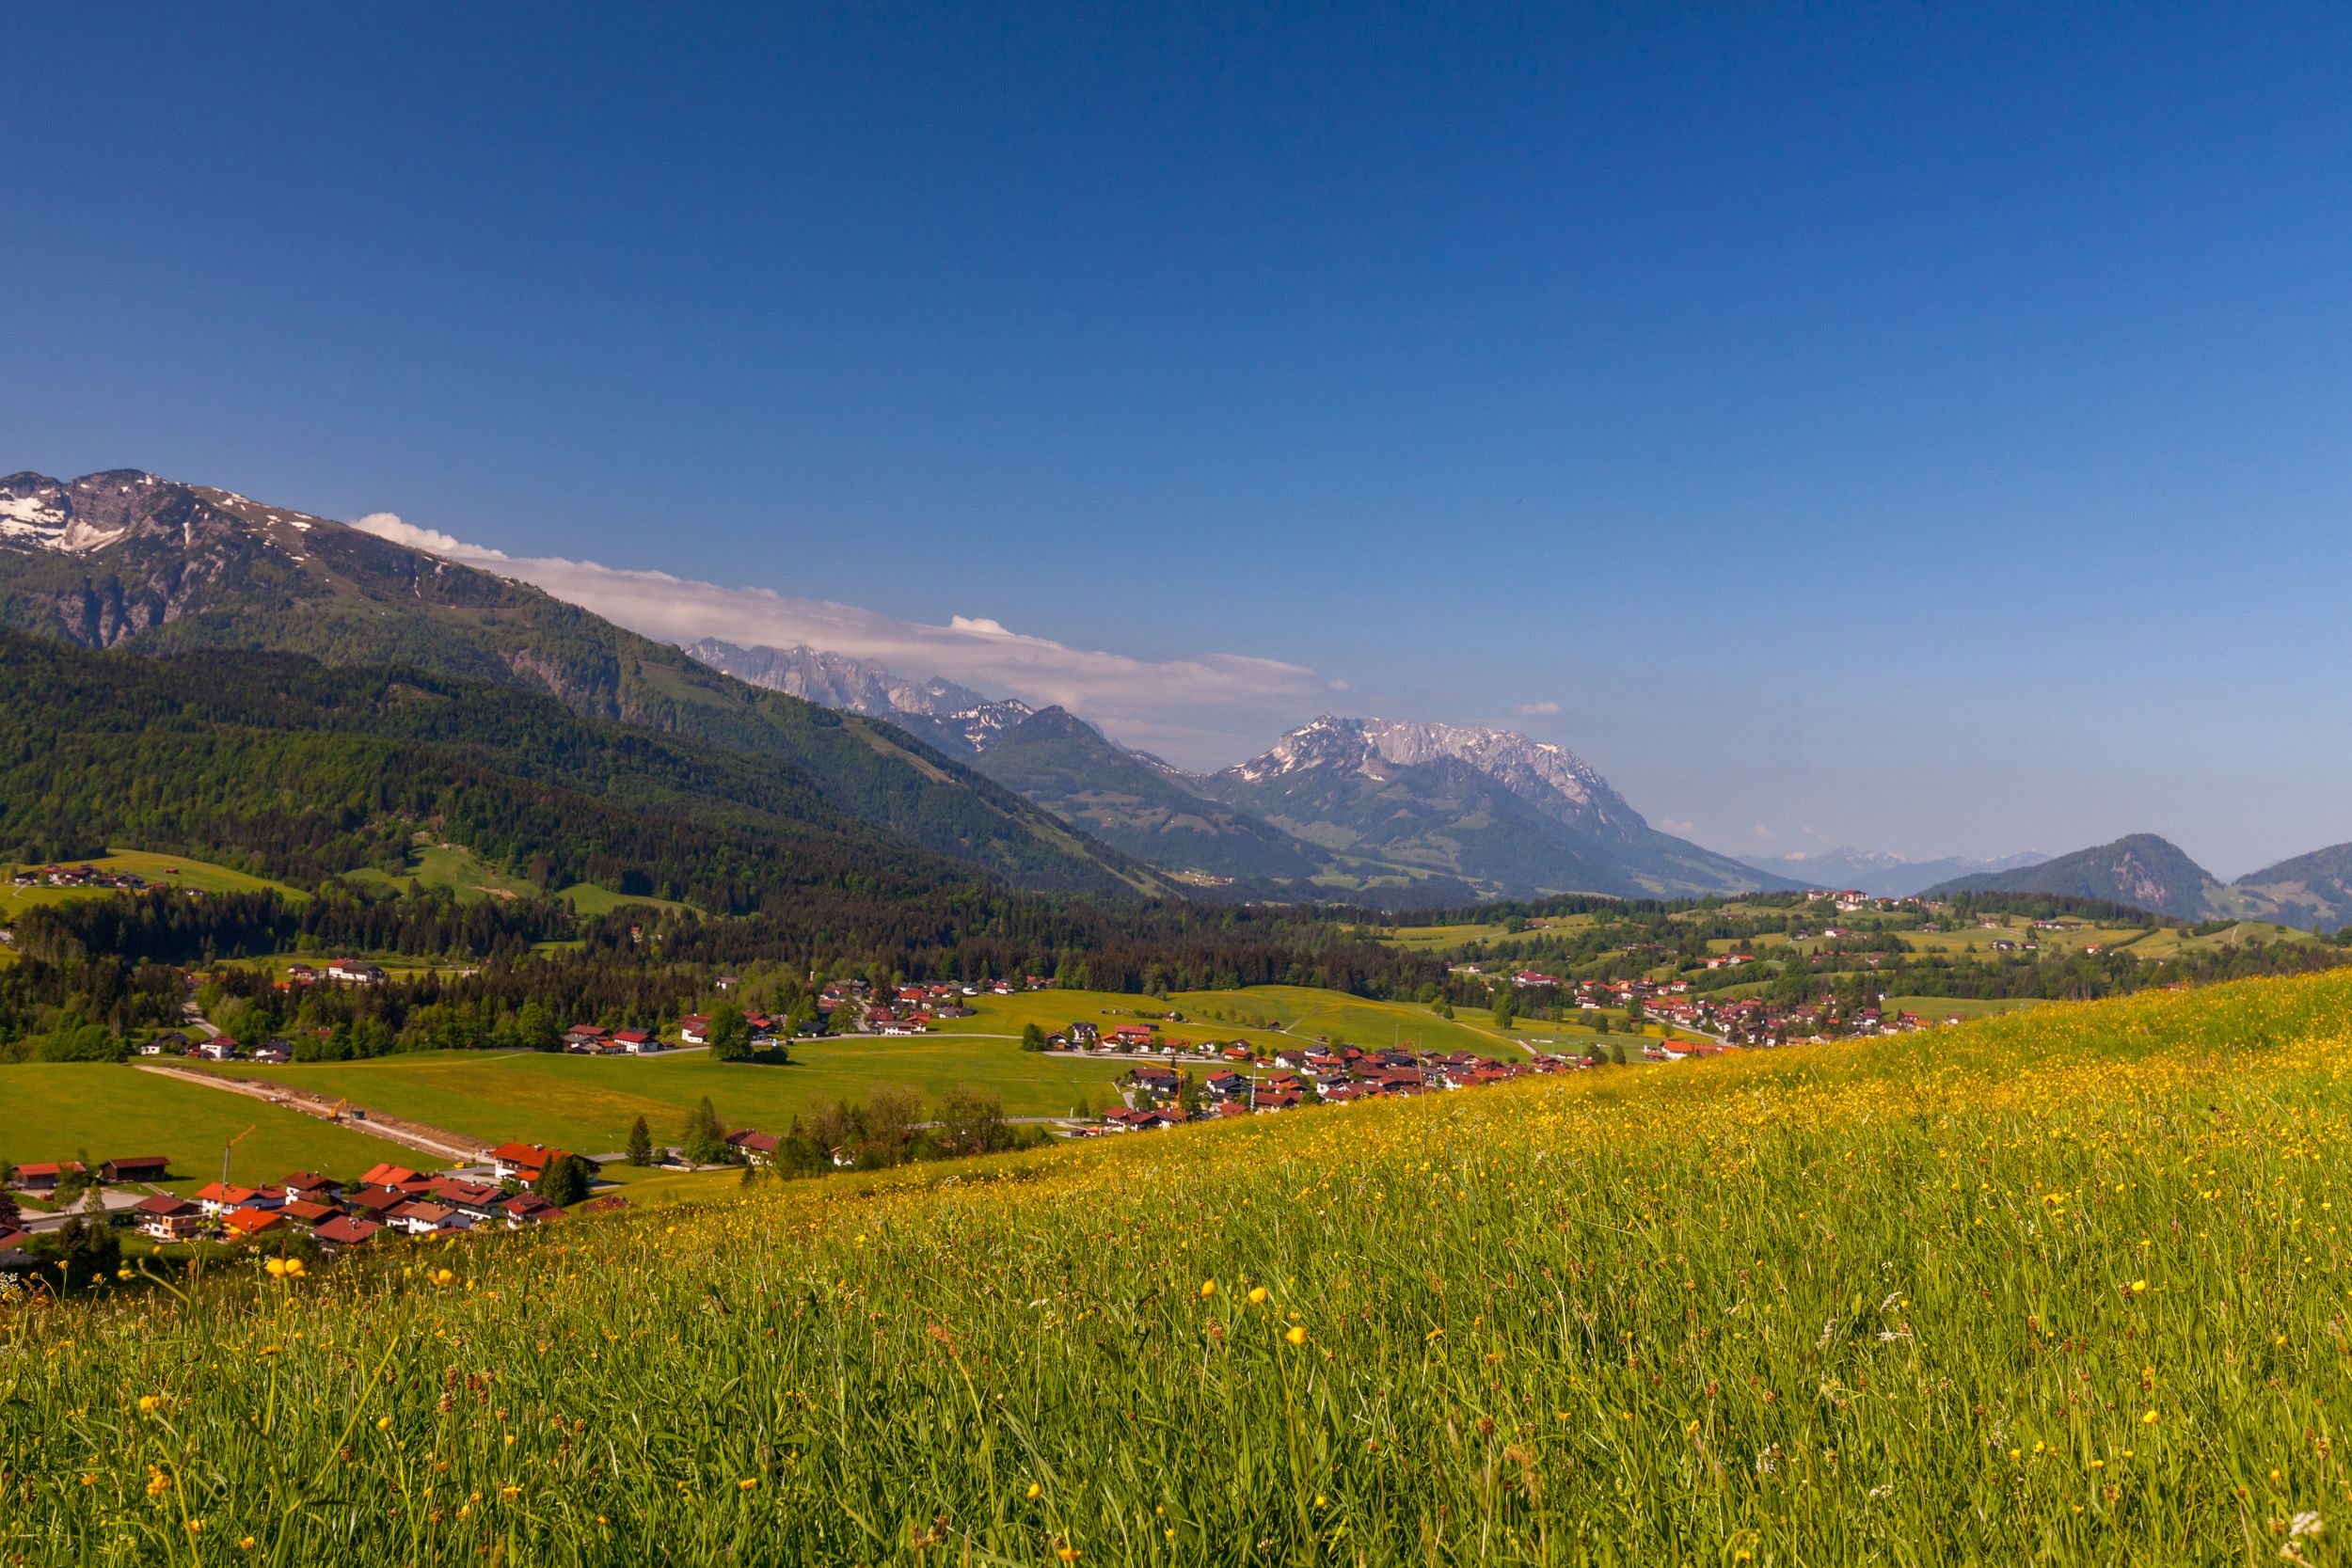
[133, 1063, 484, 1165]
[14, 1190, 151, 1233]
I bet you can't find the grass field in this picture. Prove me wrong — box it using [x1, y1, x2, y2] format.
[197, 1037, 1128, 1156]
[1882, 992, 2046, 1021]
[15, 968, 2352, 1562]
[927, 984, 1541, 1059]
[339, 834, 697, 916]
[1, 849, 304, 919]
[0, 1065, 427, 1194]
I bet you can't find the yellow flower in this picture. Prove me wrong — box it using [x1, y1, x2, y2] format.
[265, 1258, 290, 1278]
[238, 1538, 257, 1551]
[2142, 1410, 2159, 1425]
[1248, 1286, 1268, 1305]
[429, 1268, 457, 1289]
[137, 1394, 161, 1414]
[738, 1478, 758, 1491]
[1199, 1280, 1216, 1299]
[117, 1266, 134, 1280]
[1025, 1482, 1042, 1500]
[1285, 1324, 1309, 1347]
[500, 1485, 521, 1501]
[1057, 1550, 1080, 1564]
[2128, 1279, 2147, 1294]
[375, 1416, 393, 1431]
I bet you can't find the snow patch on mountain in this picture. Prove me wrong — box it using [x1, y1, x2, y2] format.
[683, 638, 1036, 754]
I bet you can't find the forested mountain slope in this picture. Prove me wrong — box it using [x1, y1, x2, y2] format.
[0, 470, 1160, 895]
[0, 628, 994, 911]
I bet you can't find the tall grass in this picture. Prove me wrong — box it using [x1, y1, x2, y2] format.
[6, 972, 2351, 1564]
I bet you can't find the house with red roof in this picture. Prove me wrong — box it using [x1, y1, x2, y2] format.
[219, 1208, 287, 1241]
[132, 1195, 205, 1242]
[313, 1215, 388, 1251]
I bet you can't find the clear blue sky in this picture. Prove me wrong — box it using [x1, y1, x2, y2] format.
[7, 4, 2350, 875]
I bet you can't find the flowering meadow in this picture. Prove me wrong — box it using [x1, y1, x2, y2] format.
[7, 970, 2352, 1565]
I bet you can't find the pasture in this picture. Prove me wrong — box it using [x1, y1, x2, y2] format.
[197, 1037, 1128, 1157]
[0, 1064, 427, 1194]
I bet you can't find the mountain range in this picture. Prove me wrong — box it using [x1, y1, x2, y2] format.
[16, 467, 2352, 928]
[1736, 847, 2049, 899]
[688, 637, 1793, 902]
[1922, 832, 2352, 931]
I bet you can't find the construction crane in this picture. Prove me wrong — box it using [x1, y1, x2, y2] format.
[220, 1123, 256, 1188]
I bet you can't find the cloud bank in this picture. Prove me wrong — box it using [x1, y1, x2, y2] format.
[352, 514, 1323, 768]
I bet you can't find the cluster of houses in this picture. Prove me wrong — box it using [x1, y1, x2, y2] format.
[135, 1032, 294, 1064]
[1095, 1041, 1569, 1133]
[9, 863, 159, 891]
[0, 1159, 182, 1259]
[0, 1143, 593, 1260]
[278, 958, 389, 987]
[156, 1157, 572, 1251]
[820, 974, 1053, 1036]
[562, 1023, 668, 1054]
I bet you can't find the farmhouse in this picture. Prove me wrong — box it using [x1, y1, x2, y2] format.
[312, 1215, 388, 1251]
[192, 1181, 267, 1217]
[725, 1130, 782, 1165]
[12, 1162, 82, 1193]
[387, 1200, 470, 1237]
[99, 1156, 171, 1183]
[487, 1143, 591, 1184]
[219, 1208, 287, 1241]
[326, 959, 387, 985]
[132, 1195, 205, 1242]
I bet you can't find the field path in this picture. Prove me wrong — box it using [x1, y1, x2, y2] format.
[133, 1064, 485, 1167]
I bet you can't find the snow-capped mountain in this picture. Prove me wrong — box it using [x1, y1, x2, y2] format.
[1226, 716, 1647, 842]
[1205, 715, 1796, 900]
[682, 639, 1034, 756]
[0, 471, 171, 554]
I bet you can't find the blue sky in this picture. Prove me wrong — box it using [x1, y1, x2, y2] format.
[6, 4, 2351, 875]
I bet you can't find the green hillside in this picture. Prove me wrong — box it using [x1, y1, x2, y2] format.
[0, 474, 1159, 896]
[0, 627, 997, 911]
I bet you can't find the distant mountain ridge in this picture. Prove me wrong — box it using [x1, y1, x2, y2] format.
[675, 638, 1793, 902]
[1921, 832, 2352, 931]
[1738, 847, 2048, 898]
[682, 638, 1034, 756]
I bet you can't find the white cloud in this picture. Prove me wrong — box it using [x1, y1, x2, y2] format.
[1658, 817, 1696, 835]
[1512, 700, 1562, 716]
[351, 513, 1325, 768]
[1751, 824, 1776, 840]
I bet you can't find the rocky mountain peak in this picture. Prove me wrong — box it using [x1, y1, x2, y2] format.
[1226, 714, 1645, 839]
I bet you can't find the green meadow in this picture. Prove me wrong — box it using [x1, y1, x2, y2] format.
[13, 969, 2352, 1563]
[196, 1037, 1129, 1157]
[1, 849, 304, 919]
[0, 1065, 425, 1193]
